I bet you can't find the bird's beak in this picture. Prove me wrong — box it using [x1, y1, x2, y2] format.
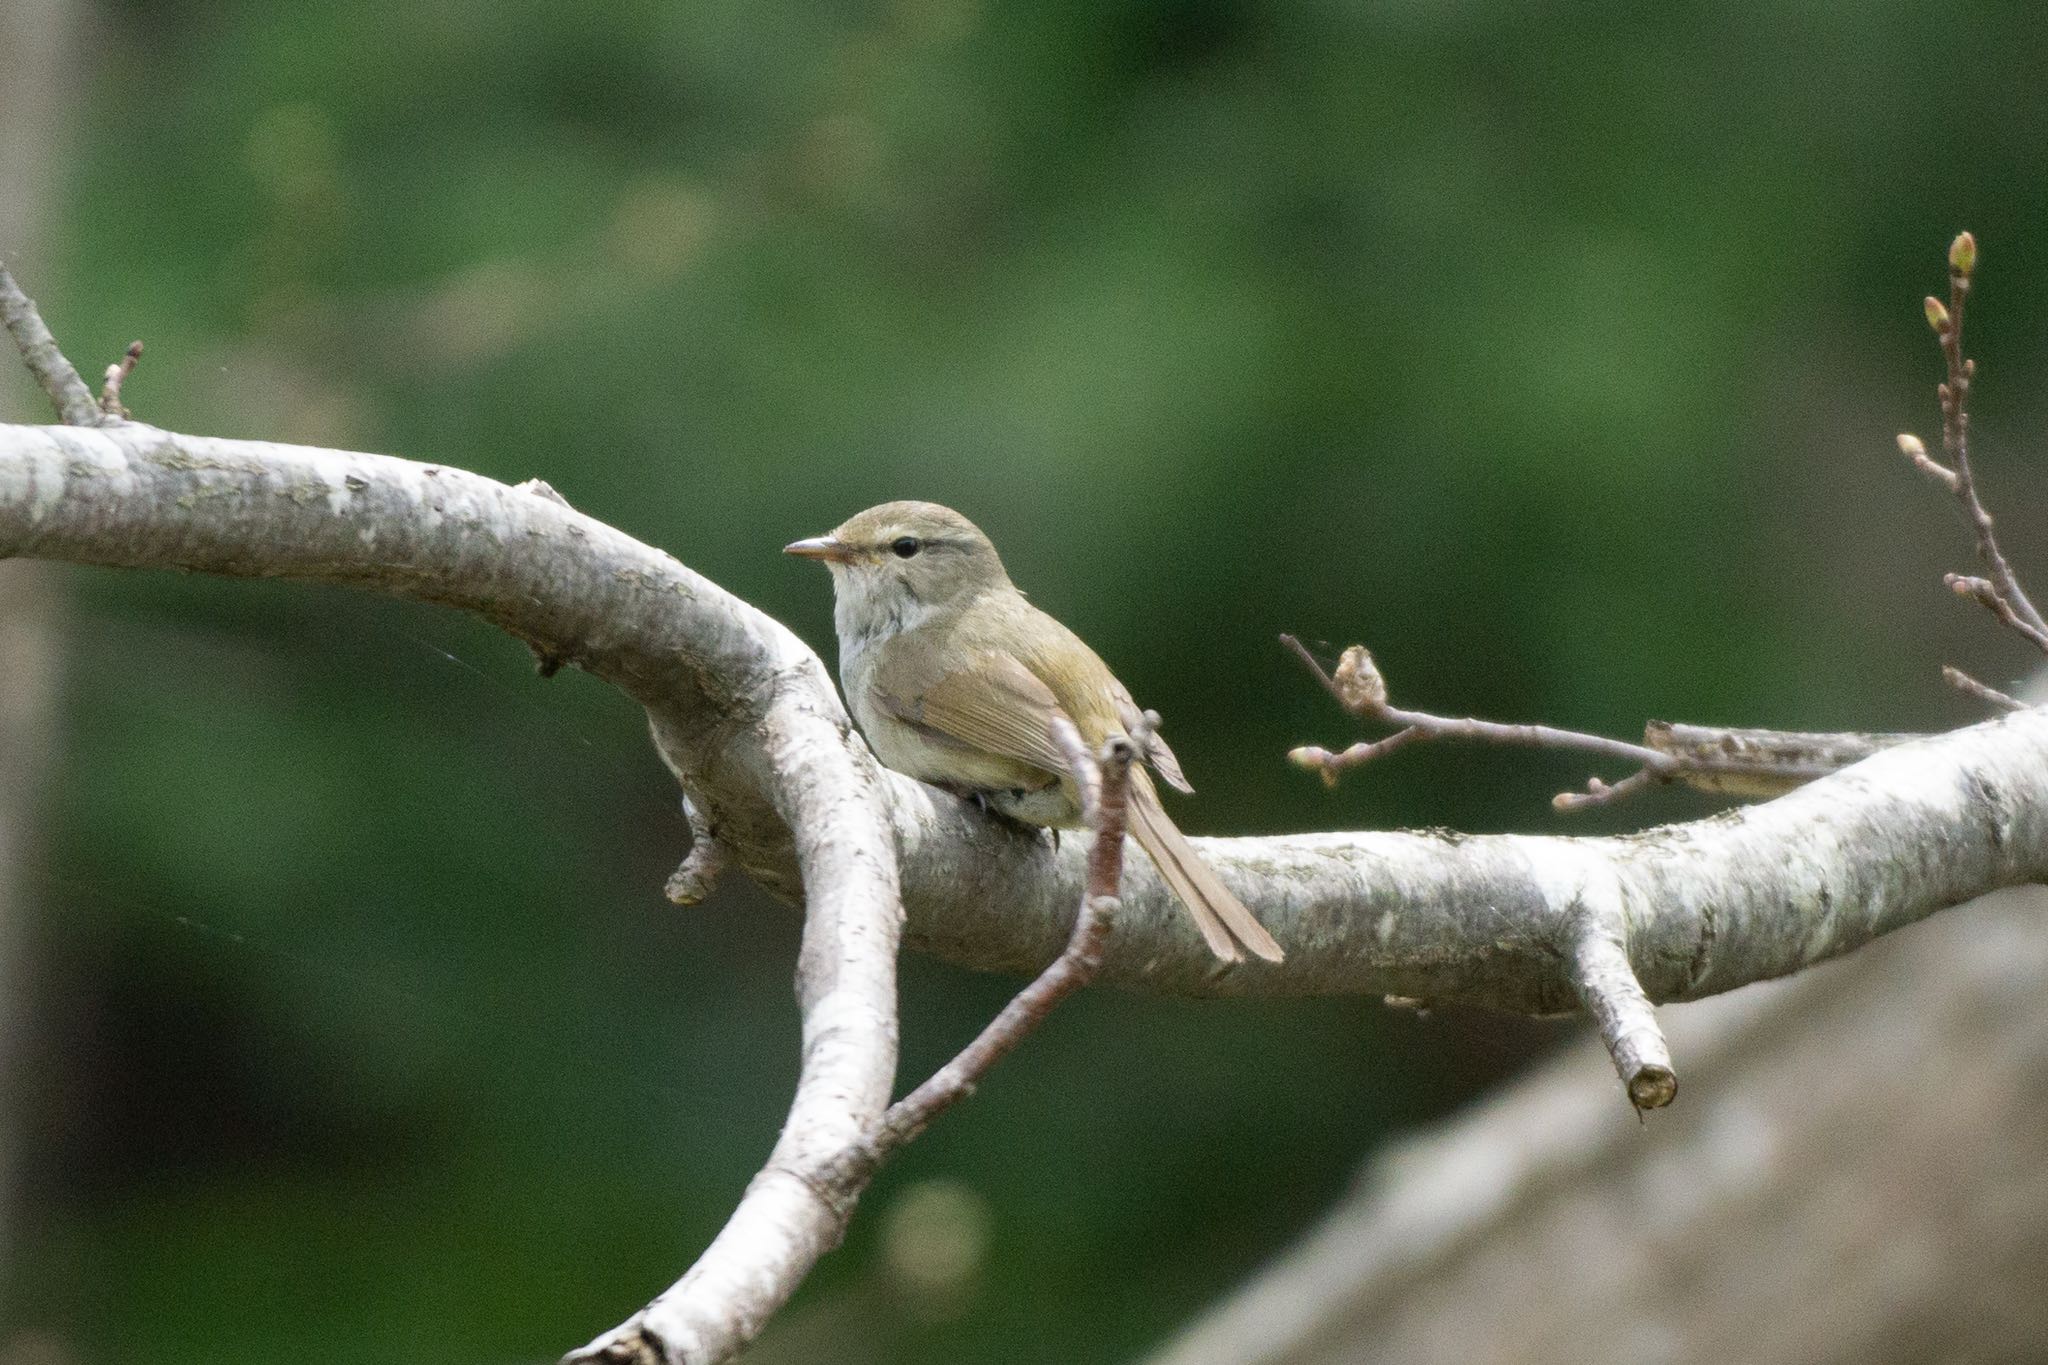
[783, 535, 852, 564]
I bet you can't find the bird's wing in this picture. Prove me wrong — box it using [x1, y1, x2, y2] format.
[875, 648, 1075, 776]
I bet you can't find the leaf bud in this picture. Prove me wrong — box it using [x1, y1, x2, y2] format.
[1949, 231, 1977, 277]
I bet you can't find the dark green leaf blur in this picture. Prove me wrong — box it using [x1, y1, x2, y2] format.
[6, 1, 2047, 1361]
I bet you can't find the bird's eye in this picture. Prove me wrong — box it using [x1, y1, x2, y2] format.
[891, 536, 922, 559]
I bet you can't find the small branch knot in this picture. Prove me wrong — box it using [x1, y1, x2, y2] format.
[664, 795, 727, 904]
[99, 340, 143, 418]
[517, 477, 573, 508]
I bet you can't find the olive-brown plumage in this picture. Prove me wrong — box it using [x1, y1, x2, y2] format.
[786, 500, 1284, 963]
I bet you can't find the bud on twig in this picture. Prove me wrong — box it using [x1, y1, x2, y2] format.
[1949, 231, 1977, 277]
[1286, 746, 1342, 787]
[1332, 646, 1389, 713]
[1897, 431, 1958, 490]
[1925, 296, 1950, 334]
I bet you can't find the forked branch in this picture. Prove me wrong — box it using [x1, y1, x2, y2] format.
[864, 717, 1139, 1160]
[1924, 233, 2046, 640]
[8, 244, 2048, 1364]
[1280, 637, 1907, 812]
[1899, 232, 2048, 696]
[0, 260, 99, 426]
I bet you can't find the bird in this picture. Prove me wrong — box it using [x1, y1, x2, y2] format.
[785, 500, 1284, 963]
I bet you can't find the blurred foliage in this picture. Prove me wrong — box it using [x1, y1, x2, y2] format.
[6, 0, 2048, 1361]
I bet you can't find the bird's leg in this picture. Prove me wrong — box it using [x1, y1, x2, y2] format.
[952, 784, 1032, 830]
[951, 785, 1062, 852]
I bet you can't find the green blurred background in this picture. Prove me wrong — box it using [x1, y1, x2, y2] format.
[4, 1, 2047, 1361]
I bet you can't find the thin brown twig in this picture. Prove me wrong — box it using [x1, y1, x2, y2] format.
[1282, 636, 1919, 811]
[1281, 636, 1665, 768]
[1553, 768, 1666, 812]
[1942, 665, 2025, 713]
[99, 339, 143, 418]
[865, 717, 1136, 1159]
[1283, 634, 1679, 807]
[1288, 726, 1426, 786]
[0, 260, 101, 426]
[1895, 433, 1957, 492]
[1946, 573, 2048, 654]
[1927, 232, 2048, 641]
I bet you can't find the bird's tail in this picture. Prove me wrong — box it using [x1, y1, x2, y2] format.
[1125, 773, 1285, 963]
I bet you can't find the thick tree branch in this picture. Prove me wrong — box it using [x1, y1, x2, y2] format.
[5, 420, 2045, 1013]
[0, 390, 905, 1363]
[7, 416, 2048, 1352]
[9, 239, 2048, 1349]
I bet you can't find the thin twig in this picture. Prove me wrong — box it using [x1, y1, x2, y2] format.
[1288, 726, 1425, 787]
[1895, 433, 1957, 492]
[1942, 665, 2025, 713]
[0, 260, 101, 426]
[1280, 633, 1674, 807]
[1553, 768, 1666, 812]
[1282, 636, 1923, 812]
[1947, 573, 2048, 655]
[99, 339, 143, 418]
[1927, 232, 2048, 640]
[1050, 713, 1102, 819]
[1281, 635, 1664, 766]
[867, 719, 1136, 1159]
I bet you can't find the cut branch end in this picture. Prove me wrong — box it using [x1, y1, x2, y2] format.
[1570, 924, 1677, 1113]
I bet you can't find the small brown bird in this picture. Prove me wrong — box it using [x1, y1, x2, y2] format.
[786, 501, 1284, 963]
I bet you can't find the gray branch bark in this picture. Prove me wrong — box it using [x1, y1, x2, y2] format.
[2, 415, 2044, 1362]
[0, 417, 905, 1363]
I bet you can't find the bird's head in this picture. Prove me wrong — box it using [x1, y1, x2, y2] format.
[785, 501, 1012, 620]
